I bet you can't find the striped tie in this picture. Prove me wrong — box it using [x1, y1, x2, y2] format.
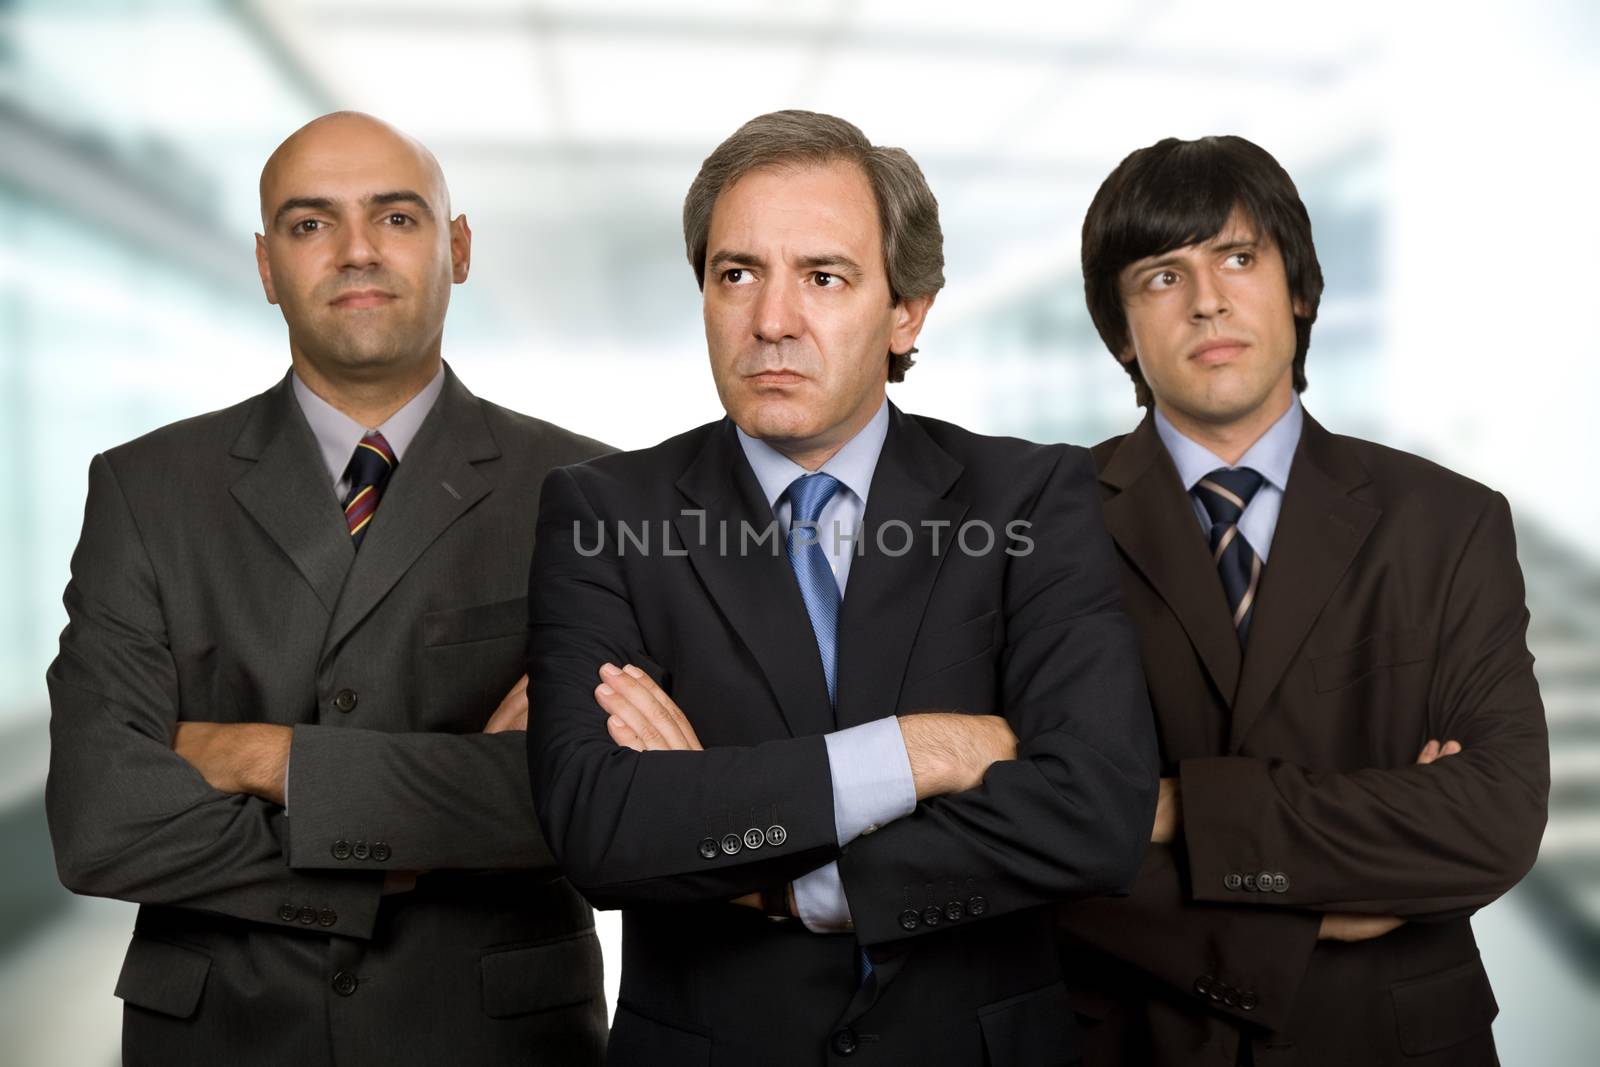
[341, 432, 396, 548]
[1193, 467, 1265, 645]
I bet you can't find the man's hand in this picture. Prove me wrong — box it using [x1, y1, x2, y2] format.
[1315, 739, 1462, 941]
[897, 713, 1016, 801]
[1318, 913, 1406, 941]
[595, 663, 702, 751]
[483, 674, 530, 733]
[173, 722, 292, 805]
[1150, 777, 1182, 844]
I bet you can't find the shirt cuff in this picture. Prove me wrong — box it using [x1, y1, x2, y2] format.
[822, 716, 917, 846]
[793, 862, 853, 933]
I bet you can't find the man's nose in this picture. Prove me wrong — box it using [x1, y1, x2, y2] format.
[336, 219, 381, 271]
[1189, 271, 1229, 320]
[754, 279, 802, 344]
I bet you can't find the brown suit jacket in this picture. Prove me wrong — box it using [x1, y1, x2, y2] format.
[1057, 410, 1548, 1066]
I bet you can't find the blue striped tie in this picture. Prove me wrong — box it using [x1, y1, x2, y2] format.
[1193, 467, 1265, 645]
[783, 473, 842, 707]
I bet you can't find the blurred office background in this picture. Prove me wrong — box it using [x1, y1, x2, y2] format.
[1, 0, 1596, 1062]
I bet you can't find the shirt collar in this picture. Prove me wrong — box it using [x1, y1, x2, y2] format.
[291, 364, 447, 487]
[1153, 393, 1303, 493]
[736, 398, 890, 510]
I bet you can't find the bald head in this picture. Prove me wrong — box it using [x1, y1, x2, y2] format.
[259, 111, 450, 231]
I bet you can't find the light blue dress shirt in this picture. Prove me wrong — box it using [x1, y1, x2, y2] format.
[1152, 394, 1303, 560]
[735, 399, 918, 933]
[291, 364, 446, 497]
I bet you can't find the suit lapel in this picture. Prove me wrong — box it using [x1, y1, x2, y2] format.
[673, 422, 836, 739]
[834, 407, 967, 730]
[1100, 415, 1243, 705]
[229, 375, 353, 613]
[320, 367, 496, 662]
[1228, 414, 1379, 748]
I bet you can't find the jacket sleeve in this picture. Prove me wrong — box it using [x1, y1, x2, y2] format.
[1057, 843, 1322, 1032]
[838, 447, 1161, 946]
[526, 466, 842, 908]
[45, 454, 385, 938]
[280, 725, 555, 873]
[1180, 492, 1549, 916]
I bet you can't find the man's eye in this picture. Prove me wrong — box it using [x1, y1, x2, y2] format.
[812, 272, 838, 288]
[1148, 270, 1178, 290]
[293, 219, 322, 234]
[1225, 252, 1253, 268]
[723, 268, 754, 285]
[384, 214, 413, 226]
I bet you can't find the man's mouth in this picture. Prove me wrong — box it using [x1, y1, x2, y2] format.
[330, 289, 396, 310]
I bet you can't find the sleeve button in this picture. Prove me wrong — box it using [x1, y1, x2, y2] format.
[898, 909, 921, 931]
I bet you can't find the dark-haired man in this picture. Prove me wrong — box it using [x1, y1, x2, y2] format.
[47, 112, 608, 1065]
[527, 109, 1157, 1066]
[1057, 134, 1548, 1066]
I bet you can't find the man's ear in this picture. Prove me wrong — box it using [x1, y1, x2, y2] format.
[889, 293, 935, 356]
[450, 214, 472, 284]
[1292, 293, 1309, 318]
[1117, 341, 1138, 366]
[255, 234, 278, 305]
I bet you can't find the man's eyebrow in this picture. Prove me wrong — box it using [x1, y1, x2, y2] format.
[708, 250, 766, 273]
[796, 253, 864, 278]
[1127, 236, 1260, 275]
[367, 190, 435, 220]
[272, 196, 335, 227]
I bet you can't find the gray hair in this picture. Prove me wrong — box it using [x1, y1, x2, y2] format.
[682, 110, 944, 382]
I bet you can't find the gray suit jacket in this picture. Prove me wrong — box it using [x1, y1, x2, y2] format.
[46, 365, 610, 1066]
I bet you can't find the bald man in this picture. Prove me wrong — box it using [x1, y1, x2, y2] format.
[46, 112, 609, 1066]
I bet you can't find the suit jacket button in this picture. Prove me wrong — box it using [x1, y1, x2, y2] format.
[698, 837, 719, 860]
[331, 971, 358, 996]
[332, 688, 357, 713]
[720, 833, 742, 855]
[944, 900, 965, 922]
[352, 841, 371, 860]
[920, 905, 943, 927]
[1256, 870, 1274, 892]
[967, 895, 988, 917]
[277, 904, 297, 923]
[765, 824, 787, 847]
[831, 1027, 859, 1055]
[318, 909, 337, 928]
[1241, 991, 1259, 1011]
[297, 907, 317, 925]
[1223, 988, 1240, 1007]
[1210, 981, 1226, 1003]
[331, 840, 352, 861]
[372, 842, 391, 862]
[1224, 873, 1243, 891]
[1194, 975, 1213, 996]
[1272, 873, 1289, 893]
[898, 909, 921, 931]
[743, 828, 765, 850]
[1242, 873, 1257, 891]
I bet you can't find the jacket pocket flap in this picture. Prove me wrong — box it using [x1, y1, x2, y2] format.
[979, 981, 1081, 1066]
[1312, 626, 1429, 692]
[424, 597, 528, 647]
[114, 936, 211, 1019]
[480, 930, 602, 1018]
[1389, 956, 1498, 1055]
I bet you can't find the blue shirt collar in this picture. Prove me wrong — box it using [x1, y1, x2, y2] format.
[1153, 393, 1302, 493]
[291, 363, 446, 487]
[736, 398, 890, 510]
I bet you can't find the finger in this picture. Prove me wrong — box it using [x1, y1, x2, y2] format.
[606, 714, 645, 752]
[1440, 740, 1462, 757]
[621, 664, 702, 750]
[596, 681, 675, 750]
[1415, 739, 1440, 765]
[506, 673, 529, 697]
[600, 665, 692, 750]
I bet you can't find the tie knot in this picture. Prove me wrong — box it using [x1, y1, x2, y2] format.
[1194, 467, 1264, 525]
[343, 432, 397, 490]
[786, 472, 841, 525]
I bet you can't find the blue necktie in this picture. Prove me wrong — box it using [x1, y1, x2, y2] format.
[1193, 467, 1266, 645]
[783, 473, 843, 707]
